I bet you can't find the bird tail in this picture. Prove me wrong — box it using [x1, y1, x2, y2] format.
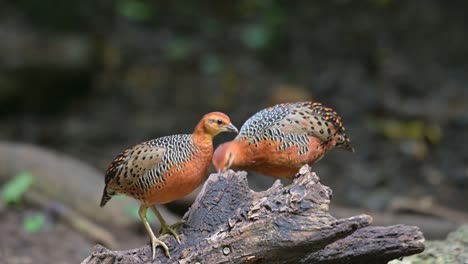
[100, 185, 115, 207]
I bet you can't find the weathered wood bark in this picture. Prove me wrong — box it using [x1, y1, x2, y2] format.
[82, 165, 425, 264]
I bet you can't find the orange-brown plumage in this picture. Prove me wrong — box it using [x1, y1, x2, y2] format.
[213, 102, 353, 179]
[100, 111, 237, 259]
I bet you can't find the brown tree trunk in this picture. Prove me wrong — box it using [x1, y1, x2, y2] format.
[82, 165, 425, 264]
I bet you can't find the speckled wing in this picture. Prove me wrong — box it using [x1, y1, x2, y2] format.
[237, 103, 291, 139]
[272, 102, 346, 141]
[238, 102, 353, 151]
[104, 134, 198, 193]
[104, 140, 167, 191]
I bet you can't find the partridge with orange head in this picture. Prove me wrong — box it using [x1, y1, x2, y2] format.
[213, 102, 353, 178]
[100, 112, 237, 259]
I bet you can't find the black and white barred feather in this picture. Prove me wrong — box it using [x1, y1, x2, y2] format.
[100, 134, 200, 206]
[237, 102, 353, 152]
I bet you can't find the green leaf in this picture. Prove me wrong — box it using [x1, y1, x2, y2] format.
[166, 38, 193, 61]
[1, 171, 33, 204]
[117, 0, 153, 21]
[23, 213, 47, 233]
[240, 24, 273, 50]
[199, 53, 223, 75]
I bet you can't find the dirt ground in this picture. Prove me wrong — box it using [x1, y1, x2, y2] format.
[0, 209, 92, 264]
[0, 206, 152, 264]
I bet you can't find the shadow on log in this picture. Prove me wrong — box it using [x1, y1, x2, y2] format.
[82, 165, 425, 264]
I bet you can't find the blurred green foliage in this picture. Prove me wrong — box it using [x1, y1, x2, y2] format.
[373, 118, 442, 144]
[370, 0, 395, 9]
[200, 53, 223, 74]
[23, 213, 47, 233]
[1, 171, 33, 205]
[390, 225, 468, 264]
[117, 0, 154, 22]
[166, 37, 194, 61]
[114, 195, 157, 222]
[125, 203, 156, 222]
[240, 24, 273, 50]
[238, 0, 287, 54]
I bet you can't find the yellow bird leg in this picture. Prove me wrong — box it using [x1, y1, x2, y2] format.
[139, 205, 170, 259]
[151, 206, 181, 244]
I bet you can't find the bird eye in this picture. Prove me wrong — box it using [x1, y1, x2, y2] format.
[216, 119, 223, 125]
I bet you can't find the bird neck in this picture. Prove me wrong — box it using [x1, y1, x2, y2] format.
[229, 140, 255, 168]
[192, 127, 215, 150]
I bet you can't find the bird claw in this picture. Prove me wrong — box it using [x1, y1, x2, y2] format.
[159, 220, 186, 244]
[160, 223, 182, 244]
[149, 234, 170, 259]
[170, 220, 186, 230]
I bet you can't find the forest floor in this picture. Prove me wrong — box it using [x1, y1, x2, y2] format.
[0, 209, 92, 264]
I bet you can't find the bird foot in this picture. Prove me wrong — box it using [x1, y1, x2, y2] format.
[160, 221, 184, 244]
[149, 233, 170, 259]
[169, 220, 186, 230]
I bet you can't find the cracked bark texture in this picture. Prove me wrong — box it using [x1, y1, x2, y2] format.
[82, 165, 425, 264]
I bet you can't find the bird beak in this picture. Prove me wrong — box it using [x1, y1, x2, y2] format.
[226, 123, 238, 133]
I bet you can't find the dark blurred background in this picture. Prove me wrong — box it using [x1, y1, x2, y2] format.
[0, 0, 467, 263]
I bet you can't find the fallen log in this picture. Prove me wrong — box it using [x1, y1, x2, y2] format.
[82, 165, 425, 264]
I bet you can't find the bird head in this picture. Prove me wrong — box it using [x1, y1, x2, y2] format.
[201, 112, 238, 136]
[213, 142, 236, 173]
